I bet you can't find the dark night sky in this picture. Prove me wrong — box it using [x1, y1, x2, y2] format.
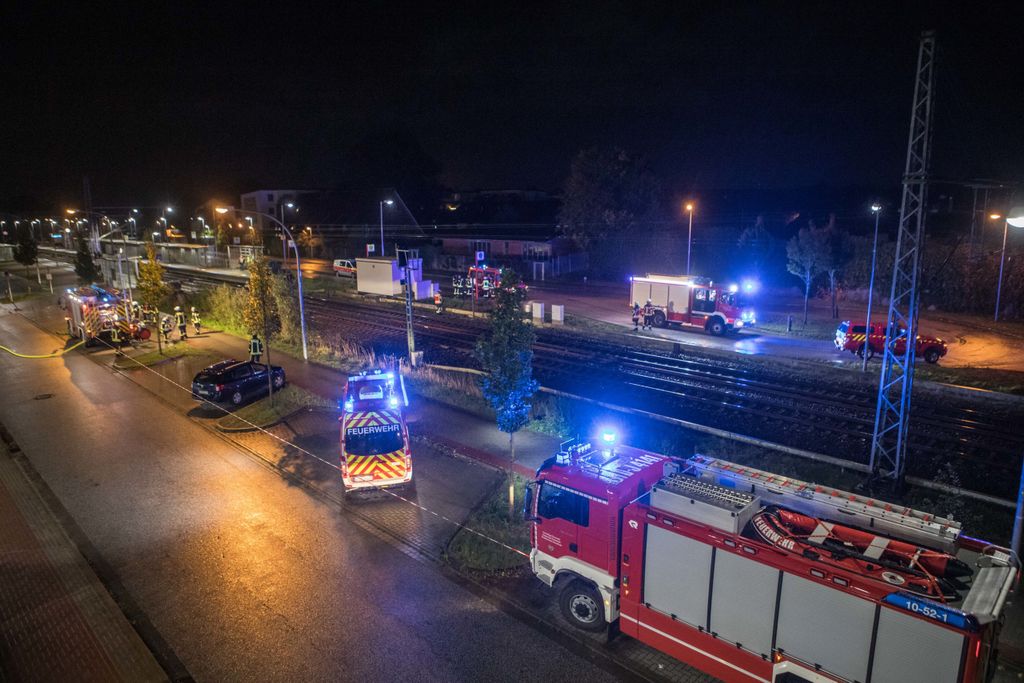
[2, 2, 1022, 210]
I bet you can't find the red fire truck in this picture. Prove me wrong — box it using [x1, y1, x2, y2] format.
[340, 369, 413, 491]
[526, 436, 1017, 683]
[61, 285, 150, 346]
[630, 274, 756, 334]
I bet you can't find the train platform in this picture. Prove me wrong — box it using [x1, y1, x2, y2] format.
[0, 438, 168, 681]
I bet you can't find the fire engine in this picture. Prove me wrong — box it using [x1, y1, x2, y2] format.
[62, 285, 150, 346]
[526, 435, 1018, 683]
[630, 274, 756, 335]
[457, 264, 502, 300]
[339, 369, 413, 491]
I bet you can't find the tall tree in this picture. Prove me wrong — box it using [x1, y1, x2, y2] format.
[786, 222, 824, 324]
[73, 236, 100, 283]
[12, 222, 38, 280]
[558, 147, 662, 275]
[818, 214, 854, 319]
[137, 242, 170, 354]
[243, 256, 281, 403]
[475, 269, 538, 519]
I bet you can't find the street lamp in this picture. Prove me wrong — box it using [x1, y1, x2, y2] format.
[218, 207, 308, 361]
[280, 202, 296, 266]
[992, 208, 1024, 322]
[862, 203, 883, 371]
[684, 202, 695, 275]
[379, 199, 395, 256]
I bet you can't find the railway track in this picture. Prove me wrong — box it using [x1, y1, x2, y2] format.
[166, 268, 1024, 498]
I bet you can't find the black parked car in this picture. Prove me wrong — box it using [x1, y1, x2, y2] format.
[191, 359, 286, 405]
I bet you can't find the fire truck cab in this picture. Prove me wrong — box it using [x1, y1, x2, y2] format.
[527, 437, 1018, 683]
[339, 370, 413, 491]
[630, 274, 755, 335]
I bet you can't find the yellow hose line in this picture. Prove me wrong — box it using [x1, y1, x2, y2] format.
[0, 339, 85, 358]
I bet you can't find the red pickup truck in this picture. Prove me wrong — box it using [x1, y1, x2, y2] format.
[835, 320, 947, 364]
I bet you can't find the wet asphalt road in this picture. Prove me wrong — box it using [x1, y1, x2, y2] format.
[0, 309, 621, 682]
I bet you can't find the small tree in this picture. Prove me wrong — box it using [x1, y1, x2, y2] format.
[12, 223, 39, 281]
[243, 256, 281, 403]
[818, 214, 854, 319]
[138, 243, 170, 354]
[475, 269, 538, 519]
[786, 223, 824, 324]
[74, 236, 101, 283]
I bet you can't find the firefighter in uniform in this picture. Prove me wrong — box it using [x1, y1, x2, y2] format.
[191, 307, 202, 335]
[109, 323, 123, 353]
[249, 334, 263, 364]
[642, 299, 655, 330]
[161, 315, 173, 344]
[434, 290, 443, 314]
[632, 302, 641, 332]
[174, 305, 187, 340]
[131, 300, 142, 322]
[141, 304, 155, 324]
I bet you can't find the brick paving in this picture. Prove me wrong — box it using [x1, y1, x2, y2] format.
[0, 442, 167, 682]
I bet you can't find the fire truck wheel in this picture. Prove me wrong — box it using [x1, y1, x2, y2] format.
[923, 348, 940, 364]
[231, 390, 244, 405]
[653, 311, 666, 328]
[707, 319, 725, 336]
[857, 343, 874, 360]
[559, 580, 606, 632]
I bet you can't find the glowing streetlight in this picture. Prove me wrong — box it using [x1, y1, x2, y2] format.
[992, 208, 1024, 322]
[684, 201, 695, 275]
[218, 206, 308, 360]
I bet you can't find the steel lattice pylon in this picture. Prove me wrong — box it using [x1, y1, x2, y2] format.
[869, 31, 936, 485]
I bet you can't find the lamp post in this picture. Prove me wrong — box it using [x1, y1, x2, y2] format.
[219, 207, 308, 361]
[992, 208, 1024, 322]
[379, 199, 394, 256]
[684, 202, 695, 275]
[279, 202, 295, 266]
[863, 204, 883, 371]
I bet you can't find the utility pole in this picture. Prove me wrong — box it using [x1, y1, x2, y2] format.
[397, 249, 418, 368]
[862, 204, 882, 372]
[868, 31, 936, 490]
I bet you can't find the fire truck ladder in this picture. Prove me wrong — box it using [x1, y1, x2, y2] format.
[869, 31, 936, 488]
[686, 456, 961, 552]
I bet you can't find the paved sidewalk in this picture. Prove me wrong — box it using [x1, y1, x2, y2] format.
[0, 440, 167, 682]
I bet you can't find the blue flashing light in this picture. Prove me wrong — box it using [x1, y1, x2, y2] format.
[728, 283, 739, 293]
[601, 429, 617, 444]
[344, 399, 354, 412]
[386, 372, 394, 379]
[388, 396, 399, 408]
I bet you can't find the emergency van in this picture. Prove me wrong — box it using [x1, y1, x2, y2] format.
[340, 370, 413, 491]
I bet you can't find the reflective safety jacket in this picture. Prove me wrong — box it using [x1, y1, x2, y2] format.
[174, 310, 186, 325]
[250, 338, 263, 355]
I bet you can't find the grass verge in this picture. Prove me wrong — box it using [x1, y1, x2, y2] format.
[446, 473, 532, 573]
[115, 343, 212, 368]
[216, 384, 334, 431]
